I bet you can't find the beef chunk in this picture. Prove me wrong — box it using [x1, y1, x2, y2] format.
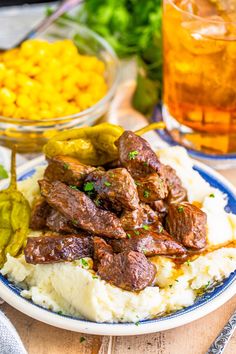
[151, 200, 168, 220]
[24, 232, 93, 264]
[39, 179, 126, 239]
[46, 209, 79, 234]
[166, 202, 207, 249]
[44, 155, 96, 187]
[116, 131, 164, 179]
[109, 227, 186, 256]
[120, 204, 158, 230]
[30, 197, 51, 230]
[94, 237, 156, 291]
[116, 131, 167, 201]
[163, 165, 187, 204]
[136, 173, 168, 203]
[85, 168, 139, 211]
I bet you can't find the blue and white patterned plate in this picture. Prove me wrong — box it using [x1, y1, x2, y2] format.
[0, 156, 235, 335]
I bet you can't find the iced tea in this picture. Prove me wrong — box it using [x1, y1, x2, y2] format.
[163, 0, 236, 154]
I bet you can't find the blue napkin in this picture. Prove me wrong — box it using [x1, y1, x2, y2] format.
[0, 309, 27, 354]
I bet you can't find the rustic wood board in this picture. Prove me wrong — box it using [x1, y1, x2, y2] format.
[1, 169, 236, 354]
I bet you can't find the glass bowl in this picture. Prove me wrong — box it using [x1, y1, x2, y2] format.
[0, 20, 120, 153]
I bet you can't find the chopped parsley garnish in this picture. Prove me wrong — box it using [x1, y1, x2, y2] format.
[128, 150, 139, 160]
[109, 173, 115, 178]
[177, 206, 184, 213]
[175, 279, 179, 282]
[158, 225, 164, 233]
[94, 199, 101, 207]
[135, 321, 140, 326]
[185, 260, 191, 266]
[134, 181, 141, 186]
[209, 193, 215, 198]
[92, 275, 98, 279]
[134, 230, 140, 235]
[80, 336, 86, 343]
[142, 248, 147, 254]
[143, 190, 150, 198]
[72, 219, 78, 225]
[104, 181, 111, 187]
[84, 181, 94, 192]
[143, 162, 148, 166]
[63, 163, 69, 170]
[81, 258, 88, 267]
[70, 185, 78, 190]
[142, 225, 149, 231]
[127, 234, 131, 239]
[169, 285, 173, 288]
[57, 311, 63, 315]
[204, 281, 211, 289]
[0, 165, 8, 180]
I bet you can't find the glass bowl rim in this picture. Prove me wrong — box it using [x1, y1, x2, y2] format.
[0, 20, 120, 125]
[167, 0, 236, 26]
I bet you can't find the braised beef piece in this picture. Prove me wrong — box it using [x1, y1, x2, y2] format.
[24, 232, 93, 264]
[30, 197, 51, 230]
[120, 204, 158, 230]
[136, 173, 168, 203]
[166, 202, 207, 249]
[163, 165, 187, 204]
[94, 237, 156, 291]
[46, 209, 79, 234]
[39, 179, 126, 239]
[109, 226, 186, 256]
[84, 168, 139, 211]
[151, 200, 168, 221]
[116, 131, 168, 202]
[44, 155, 96, 187]
[116, 131, 164, 179]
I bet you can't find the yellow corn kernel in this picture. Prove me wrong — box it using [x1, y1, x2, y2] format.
[0, 88, 16, 104]
[0, 63, 6, 81]
[16, 94, 31, 108]
[2, 104, 16, 117]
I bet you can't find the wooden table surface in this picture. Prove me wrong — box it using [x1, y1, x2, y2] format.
[1, 168, 236, 354]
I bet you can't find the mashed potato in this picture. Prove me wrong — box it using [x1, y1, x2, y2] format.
[1, 147, 236, 323]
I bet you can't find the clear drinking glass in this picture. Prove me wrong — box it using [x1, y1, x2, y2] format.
[163, 0, 236, 155]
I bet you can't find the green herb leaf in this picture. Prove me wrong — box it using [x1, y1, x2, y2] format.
[57, 311, 63, 315]
[104, 181, 111, 187]
[63, 163, 69, 170]
[80, 336, 86, 343]
[142, 225, 149, 231]
[0, 165, 8, 180]
[134, 230, 140, 235]
[158, 225, 164, 233]
[72, 219, 78, 225]
[204, 281, 211, 289]
[175, 279, 179, 282]
[209, 193, 215, 198]
[134, 181, 141, 186]
[169, 285, 173, 288]
[143, 190, 150, 198]
[135, 321, 140, 326]
[128, 150, 139, 160]
[177, 206, 184, 213]
[94, 199, 101, 207]
[127, 233, 131, 239]
[70, 185, 78, 190]
[81, 258, 88, 267]
[84, 181, 94, 192]
[143, 162, 148, 167]
[92, 275, 98, 279]
[185, 260, 191, 266]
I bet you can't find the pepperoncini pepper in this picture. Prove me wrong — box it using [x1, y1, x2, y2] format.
[0, 151, 30, 267]
[43, 122, 165, 166]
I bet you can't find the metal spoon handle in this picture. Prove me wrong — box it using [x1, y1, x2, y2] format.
[206, 310, 236, 354]
[18, 0, 83, 45]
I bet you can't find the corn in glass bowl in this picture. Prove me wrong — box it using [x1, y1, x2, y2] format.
[0, 20, 119, 153]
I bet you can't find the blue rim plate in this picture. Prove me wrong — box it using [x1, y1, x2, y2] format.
[0, 156, 235, 335]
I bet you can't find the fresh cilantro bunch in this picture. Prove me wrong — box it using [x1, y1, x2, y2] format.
[69, 0, 163, 115]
